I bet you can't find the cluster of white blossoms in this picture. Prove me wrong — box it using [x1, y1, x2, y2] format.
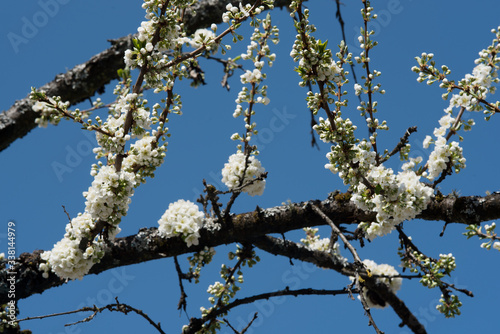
[240, 69, 263, 84]
[351, 259, 402, 309]
[84, 165, 136, 225]
[417, 51, 498, 181]
[40, 237, 101, 280]
[423, 135, 465, 181]
[95, 93, 143, 155]
[447, 63, 494, 111]
[221, 2, 264, 24]
[290, 20, 344, 88]
[314, 119, 428, 240]
[221, 152, 266, 196]
[189, 28, 217, 50]
[316, 121, 434, 240]
[158, 200, 205, 247]
[39, 163, 136, 280]
[175, 25, 222, 55]
[122, 135, 166, 176]
[314, 59, 342, 82]
[39, 212, 117, 280]
[352, 167, 434, 240]
[32, 97, 71, 127]
[124, 1, 188, 70]
[301, 227, 347, 264]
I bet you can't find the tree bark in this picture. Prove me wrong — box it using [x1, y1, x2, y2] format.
[0, 0, 293, 152]
[2, 191, 500, 304]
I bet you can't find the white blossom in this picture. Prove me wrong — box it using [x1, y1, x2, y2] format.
[221, 152, 266, 196]
[350, 260, 402, 309]
[190, 28, 216, 50]
[158, 200, 204, 247]
[472, 63, 492, 88]
[83, 165, 136, 225]
[240, 69, 263, 84]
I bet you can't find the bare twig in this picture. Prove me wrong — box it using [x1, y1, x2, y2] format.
[224, 312, 258, 333]
[174, 256, 189, 313]
[18, 298, 166, 334]
[183, 287, 355, 334]
[382, 126, 418, 162]
[311, 204, 362, 263]
[311, 204, 383, 334]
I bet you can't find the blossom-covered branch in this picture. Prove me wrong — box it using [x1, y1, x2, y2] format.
[0, 0, 295, 153]
[3, 192, 500, 305]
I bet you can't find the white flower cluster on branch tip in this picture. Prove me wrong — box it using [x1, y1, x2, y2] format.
[482, 223, 500, 251]
[222, 2, 271, 25]
[32, 96, 71, 127]
[351, 259, 402, 309]
[190, 28, 217, 50]
[221, 152, 266, 196]
[158, 200, 205, 247]
[316, 121, 433, 240]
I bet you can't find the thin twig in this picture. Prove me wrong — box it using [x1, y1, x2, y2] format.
[224, 312, 258, 333]
[183, 287, 356, 334]
[311, 204, 384, 334]
[18, 298, 166, 334]
[383, 126, 418, 162]
[311, 204, 362, 263]
[174, 256, 189, 313]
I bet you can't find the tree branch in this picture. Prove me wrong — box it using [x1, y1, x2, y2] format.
[252, 234, 427, 334]
[2, 192, 500, 304]
[0, 0, 294, 153]
[183, 287, 354, 333]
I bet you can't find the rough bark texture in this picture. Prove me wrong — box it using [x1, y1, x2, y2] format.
[0, 35, 134, 152]
[2, 192, 500, 305]
[0, 0, 292, 153]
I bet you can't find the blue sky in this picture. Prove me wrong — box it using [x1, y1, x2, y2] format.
[1, 0, 500, 333]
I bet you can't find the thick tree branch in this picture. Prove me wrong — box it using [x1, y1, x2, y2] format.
[0, 35, 134, 152]
[252, 234, 427, 334]
[2, 192, 500, 305]
[0, 0, 294, 153]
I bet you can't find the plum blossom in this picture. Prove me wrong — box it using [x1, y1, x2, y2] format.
[221, 152, 266, 196]
[240, 69, 263, 84]
[158, 200, 205, 247]
[350, 259, 402, 309]
[84, 165, 136, 225]
[190, 28, 217, 50]
[39, 212, 118, 280]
